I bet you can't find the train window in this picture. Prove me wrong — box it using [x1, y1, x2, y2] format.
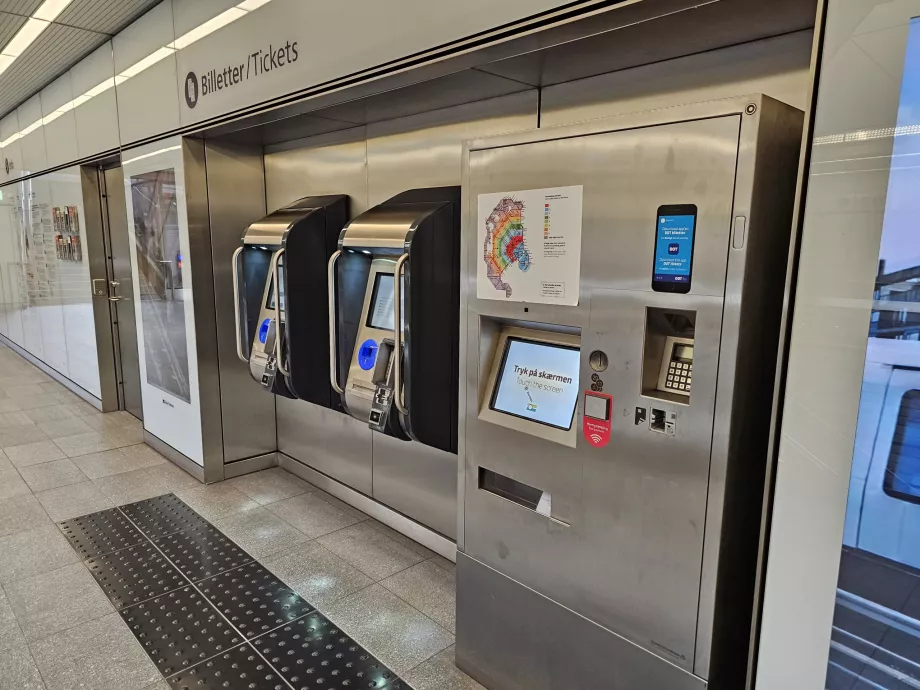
[884, 389, 920, 504]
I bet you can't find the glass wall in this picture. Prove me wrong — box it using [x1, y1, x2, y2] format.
[827, 16, 920, 689]
[0, 167, 101, 398]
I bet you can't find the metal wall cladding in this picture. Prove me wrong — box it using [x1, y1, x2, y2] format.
[461, 114, 740, 670]
[263, 90, 539, 540]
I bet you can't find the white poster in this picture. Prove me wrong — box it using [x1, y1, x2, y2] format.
[477, 186, 583, 305]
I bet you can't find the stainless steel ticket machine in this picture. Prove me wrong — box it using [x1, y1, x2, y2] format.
[456, 96, 803, 690]
[233, 195, 347, 405]
[328, 187, 460, 454]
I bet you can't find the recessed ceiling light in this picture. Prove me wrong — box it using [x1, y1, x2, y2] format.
[33, 0, 74, 22]
[170, 7, 246, 50]
[0, 54, 15, 77]
[3, 19, 50, 58]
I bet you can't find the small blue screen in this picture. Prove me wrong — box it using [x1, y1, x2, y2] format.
[653, 214, 695, 284]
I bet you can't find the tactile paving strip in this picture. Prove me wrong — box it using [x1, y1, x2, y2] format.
[198, 561, 314, 639]
[254, 612, 406, 689]
[58, 508, 145, 559]
[60, 494, 409, 689]
[154, 524, 253, 582]
[166, 642, 287, 690]
[120, 585, 244, 677]
[85, 541, 187, 609]
[120, 494, 210, 539]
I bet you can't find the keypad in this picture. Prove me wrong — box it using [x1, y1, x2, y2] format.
[666, 360, 692, 393]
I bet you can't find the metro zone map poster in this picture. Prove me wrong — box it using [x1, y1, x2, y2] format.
[477, 186, 583, 306]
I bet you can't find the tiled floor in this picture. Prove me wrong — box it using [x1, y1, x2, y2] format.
[0, 344, 483, 690]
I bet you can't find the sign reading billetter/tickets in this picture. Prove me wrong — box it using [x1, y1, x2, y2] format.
[477, 186, 583, 306]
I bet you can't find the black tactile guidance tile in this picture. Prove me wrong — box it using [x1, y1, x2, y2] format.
[58, 507, 146, 558]
[85, 540, 187, 609]
[167, 642, 287, 690]
[154, 523, 253, 582]
[120, 493, 210, 539]
[198, 561, 314, 639]
[120, 584, 244, 677]
[253, 612, 407, 689]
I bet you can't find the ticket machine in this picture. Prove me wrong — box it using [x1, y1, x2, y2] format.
[456, 96, 803, 689]
[232, 195, 347, 405]
[328, 187, 460, 453]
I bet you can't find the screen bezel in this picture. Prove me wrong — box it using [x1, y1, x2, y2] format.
[488, 336, 581, 431]
[265, 260, 285, 313]
[651, 204, 698, 294]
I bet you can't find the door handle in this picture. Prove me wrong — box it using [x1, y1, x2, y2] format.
[231, 246, 249, 363]
[327, 249, 343, 394]
[393, 253, 409, 416]
[108, 296, 124, 302]
[270, 248, 289, 377]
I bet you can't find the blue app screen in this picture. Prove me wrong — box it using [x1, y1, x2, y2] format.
[654, 214, 695, 284]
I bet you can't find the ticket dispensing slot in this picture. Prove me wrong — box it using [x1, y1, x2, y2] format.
[478, 467, 556, 520]
[642, 307, 695, 405]
[328, 187, 460, 453]
[233, 195, 347, 405]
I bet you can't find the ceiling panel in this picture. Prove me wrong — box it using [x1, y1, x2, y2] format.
[0, 11, 26, 46]
[0, 0, 40, 16]
[0, 22, 104, 116]
[0, 0, 160, 121]
[57, 0, 160, 34]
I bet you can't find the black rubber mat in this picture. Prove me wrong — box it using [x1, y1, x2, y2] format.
[58, 492, 407, 688]
[254, 612, 408, 689]
[86, 541, 187, 609]
[153, 523, 253, 581]
[58, 507, 145, 559]
[121, 585, 244, 677]
[166, 642, 287, 690]
[120, 493, 210, 539]
[198, 561, 314, 639]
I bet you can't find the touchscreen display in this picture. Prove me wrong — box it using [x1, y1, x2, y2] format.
[265, 262, 285, 314]
[653, 212, 696, 287]
[366, 273, 406, 331]
[490, 338, 580, 430]
[367, 273, 395, 330]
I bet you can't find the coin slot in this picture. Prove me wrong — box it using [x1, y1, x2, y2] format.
[589, 350, 608, 372]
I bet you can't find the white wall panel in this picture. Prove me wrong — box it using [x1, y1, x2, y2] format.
[114, 0, 180, 145]
[122, 138, 204, 462]
[172, 0, 237, 36]
[71, 42, 119, 160]
[173, 0, 593, 126]
[17, 96, 47, 175]
[0, 112, 22, 183]
[41, 73, 79, 170]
